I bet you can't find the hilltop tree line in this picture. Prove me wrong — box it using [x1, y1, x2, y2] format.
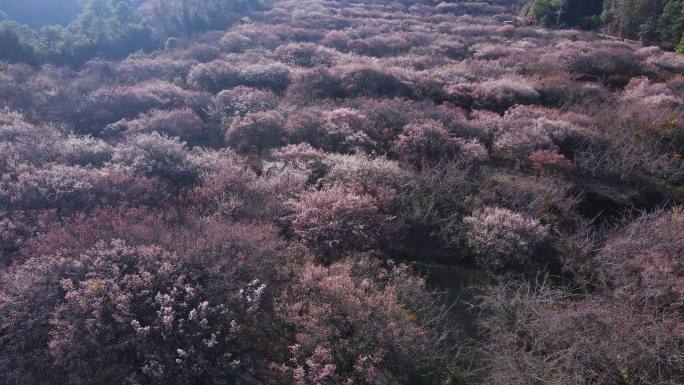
[526, 0, 684, 51]
[0, 0, 272, 66]
[3, 0, 684, 66]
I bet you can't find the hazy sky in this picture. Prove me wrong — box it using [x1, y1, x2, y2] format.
[0, 0, 83, 27]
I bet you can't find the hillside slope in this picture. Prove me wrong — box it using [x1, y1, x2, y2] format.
[0, 1, 682, 384]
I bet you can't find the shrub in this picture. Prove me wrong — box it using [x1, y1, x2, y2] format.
[417, 102, 484, 139]
[53, 135, 114, 167]
[463, 206, 549, 269]
[574, 137, 684, 183]
[277, 256, 452, 385]
[478, 281, 683, 385]
[24, 206, 162, 262]
[321, 108, 376, 152]
[355, 98, 418, 150]
[80, 88, 155, 132]
[347, 35, 411, 57]
[0, 166, 168, 215]
[566, 45, 642, 86]
[472, 43, 524, 60]
[285, 67, 345, 104]
[474, 174, 580, 227]
[78, 81, 206, 134]
[180, 43, 222, 62]
[226, 111, 285, 155]
[112, 133, 200, 186]
[219, 29, 282, 53]
[112, 56, 197, 83]
[405, 74, 448, 102]
[436, 2, 505, 15]
[534, 75, 609, 108]
[666, 75, 684, 95]
[427, 38, 468, 60]
[323, 153, 409, 191]
[493, 111, 578, 162]
[92, 172, 172, 209]
[394, 119, 486, 168]
[322, 106, 368, 131]
[291, 186, 394, 262]
[274, 43, 334, 67]
[457, 137, 490, 165]
[622, 77, 682, 107]
[395, 119, 458, 167]
[187, 63, 245, 93]
[188, 60, 291, 93]
[188, 151, 303, 221]
[573, 103, 684, 182]
[0, 107, 34, 142]
[473, 78, 540, 112]
[269, 23, 324, 42]
[0, 209, 55, 266]
[208, 86, 279, 119]
[272, 143, 326, 172]
[237, 62, 292, 92]
[321, 30, 349, 50]
[0, 164, 101, 211]
[283, 107, 329, 147]
[107, 108, 214, 146]
[444, 83, 476, 109]
[646, 51, 684, 74]
[529, 149, 575, 173]
[256, 164, 310, 220]
[338, 65, 412, 98]
[0, 239, 277, 385]
[598, 208, 684, 310]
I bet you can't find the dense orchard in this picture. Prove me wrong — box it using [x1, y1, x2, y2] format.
[0, 1, 683, 385]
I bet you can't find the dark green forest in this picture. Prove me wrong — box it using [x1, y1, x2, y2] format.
[528, 0, 684, 51]
[0, 0, 271, 66]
